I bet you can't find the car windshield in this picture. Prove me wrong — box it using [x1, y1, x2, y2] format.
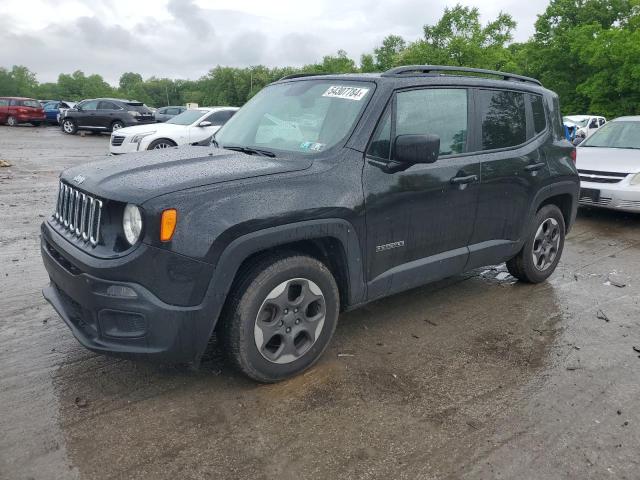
[167, 110, 206, 125]
[581, 121, 640, 149]
[564, 117, 589, 127]
[214, 80, 374, 155]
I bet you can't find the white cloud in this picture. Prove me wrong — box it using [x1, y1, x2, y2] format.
[0, 0, 548, 84]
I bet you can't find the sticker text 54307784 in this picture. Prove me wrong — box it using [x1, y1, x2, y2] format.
[322, 86, 370, 101]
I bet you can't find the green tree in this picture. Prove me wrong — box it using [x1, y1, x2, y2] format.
[374, 35, 406, 71]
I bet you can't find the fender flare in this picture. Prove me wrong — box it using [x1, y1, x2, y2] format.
[528, 180, 580, 231]
[194, 218, 365, 361]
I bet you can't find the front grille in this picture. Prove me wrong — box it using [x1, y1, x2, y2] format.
[578, 169, 628, 184]
[53, 181, 103, 246]
[579, 196, 612, 207]
[111, 135, 125, 146]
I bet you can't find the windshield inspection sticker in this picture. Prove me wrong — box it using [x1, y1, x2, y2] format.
[300, 141, 325, 152]
[322, 85, 370, 101]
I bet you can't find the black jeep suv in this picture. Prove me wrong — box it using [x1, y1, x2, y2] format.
[60, 98, 154, 135]
[41, 66, 579, 382]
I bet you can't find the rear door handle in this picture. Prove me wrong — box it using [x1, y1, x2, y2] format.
[525, 162, 546, 172]
[450, 174, 478, 185]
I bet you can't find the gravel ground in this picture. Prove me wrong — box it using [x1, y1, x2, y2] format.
[1, 125, 639, 480]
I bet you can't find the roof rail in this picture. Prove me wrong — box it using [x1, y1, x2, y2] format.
[381, 65, 542, 86]
[278, 72, 325, 81]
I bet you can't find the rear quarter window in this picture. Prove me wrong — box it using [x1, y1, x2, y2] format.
[529, 94, 547, 134]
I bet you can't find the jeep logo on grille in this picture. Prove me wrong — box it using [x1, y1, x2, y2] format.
[72, 174, 86, 184]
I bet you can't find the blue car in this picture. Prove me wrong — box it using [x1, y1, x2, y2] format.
[43, 101, 76, 125]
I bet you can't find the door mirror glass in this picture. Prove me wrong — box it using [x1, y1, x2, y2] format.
[394, 134, 440, 165]
[198, 121, 212, 127]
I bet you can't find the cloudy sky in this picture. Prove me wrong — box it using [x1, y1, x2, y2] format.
[0, 0, 548, 85]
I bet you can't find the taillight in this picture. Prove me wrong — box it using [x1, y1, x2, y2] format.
[570, 149, 576, 164]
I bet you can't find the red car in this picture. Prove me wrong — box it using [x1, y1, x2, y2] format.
[0, 97, 46, 126]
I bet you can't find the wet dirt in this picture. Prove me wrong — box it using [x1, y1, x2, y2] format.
[1, 126, 639, 479]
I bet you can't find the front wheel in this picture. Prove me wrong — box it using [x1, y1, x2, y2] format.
[61, 118, 77, 134]
[507, 204, 566, 283]
[220, 253, 340, 382]
[147, 138, 176, 150]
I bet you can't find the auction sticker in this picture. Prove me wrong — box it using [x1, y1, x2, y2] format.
[322, 85, 370, 101]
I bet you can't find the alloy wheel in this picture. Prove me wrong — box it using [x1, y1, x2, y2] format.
[63, 120, 74, 133]
[532, 217, 560, 271]
[254, 278, 326, 364]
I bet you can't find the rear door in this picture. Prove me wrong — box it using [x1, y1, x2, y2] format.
[97, 101, 121, 128]
[466, 89, 551, 269]
[363, 87, 481, 299]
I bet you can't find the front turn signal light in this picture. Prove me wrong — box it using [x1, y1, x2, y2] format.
[160, 209, 177, 242]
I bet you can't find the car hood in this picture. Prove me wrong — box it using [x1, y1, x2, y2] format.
[116, 122, 186, 136]
[61, 146, 313, 204]
[576, 147, 640, 174]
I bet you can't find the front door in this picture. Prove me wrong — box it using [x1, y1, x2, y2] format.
[363, 87, 480, 300]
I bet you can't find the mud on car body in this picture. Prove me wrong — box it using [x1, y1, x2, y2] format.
[41, 66, 579, 382]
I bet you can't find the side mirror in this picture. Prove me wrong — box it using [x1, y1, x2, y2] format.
[198, 121, 212, 127]
[394, 134, 440, 165]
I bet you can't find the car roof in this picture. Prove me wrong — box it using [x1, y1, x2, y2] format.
[81, 98, 142, 103]
[272, 65, 550, 95]
[611, 116, 640, 122]
[0, 96, 38, 100]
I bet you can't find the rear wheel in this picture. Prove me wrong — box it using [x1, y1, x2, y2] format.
[61, 118, 77, 134]
[507, 204, 565, 283]
[220, 253, 339, 382]
[7, 116, 17, 126]
[110, 121, 124, 132]
[147, 139, 176, 150]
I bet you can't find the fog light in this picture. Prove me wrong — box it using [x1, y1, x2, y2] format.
[98, 310, 146, 338]
[105, 285, 137, 298]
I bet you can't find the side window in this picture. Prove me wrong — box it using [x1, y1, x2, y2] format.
[589, 118, 599, 129]
[529, 94, 547, 134]
[166, 108, 179, 115]
[98, 101, 119, 110]
[395, 88, 468, 156]
[9, 99, 17, 106]
[81, 100, 99, 110]
[206, 110, 235, 126]
[0, 99, 9, 107]
[478, 89, 527, 150]
[599, 118, 606, 127]
[367, 108, 391, 160]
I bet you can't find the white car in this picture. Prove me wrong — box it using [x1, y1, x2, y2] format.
[109, 107, 238, 154]
[576, 116, 640, 213]
[563, 114, 606, 139]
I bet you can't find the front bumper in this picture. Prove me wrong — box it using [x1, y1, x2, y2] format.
[41, 222, 219, 364]
[109, 136, 146, 155]
[579, 179, 640, 213]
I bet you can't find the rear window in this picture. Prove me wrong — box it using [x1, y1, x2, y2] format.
[478, 89, 527, 150]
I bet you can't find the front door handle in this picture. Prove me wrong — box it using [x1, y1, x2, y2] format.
[450, 174, 478, 185]
[525, 162, 546, 172]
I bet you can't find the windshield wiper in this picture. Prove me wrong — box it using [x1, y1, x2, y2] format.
[223, 145, 276, 158]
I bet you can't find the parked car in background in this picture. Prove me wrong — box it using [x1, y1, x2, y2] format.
[39, 99, 56, 107]
[0, 97, 46, 126]
[110, 107, 238, 154]
[60, 98, 155, 135]
[56, 101, 77, 124]
[42, 66, 579, 382]
[563, 115, 606, 140]
[576, 116, 640, 213]
[42, 101, 76, 125]
[155, 106, 187, 122]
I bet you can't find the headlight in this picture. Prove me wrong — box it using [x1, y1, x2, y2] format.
[630, 173, 640, 186]
[123, 204, 143, 245]
[130, 131, 156, 143]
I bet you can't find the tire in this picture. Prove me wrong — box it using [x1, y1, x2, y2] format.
[7, 116, 17, 127]
[507, 204, 566, 283]
[147, 138, 176, 150]
[110, 121, 124, 132]
[61, 118, 77, 135]
[220, 253, 340, 383]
